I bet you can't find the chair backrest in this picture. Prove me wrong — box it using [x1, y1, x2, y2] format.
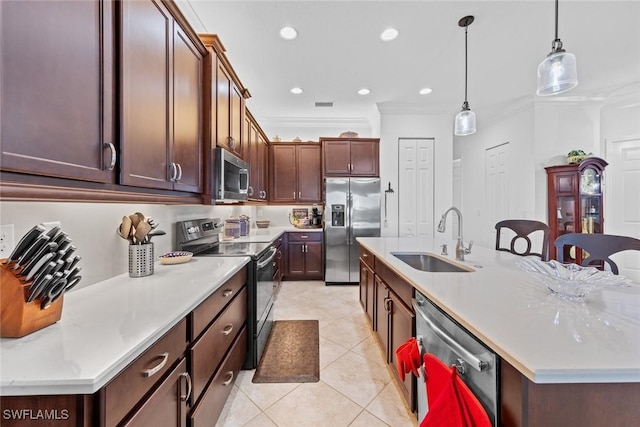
[554, 233, 640, 275]
[495, 220, 550, 261]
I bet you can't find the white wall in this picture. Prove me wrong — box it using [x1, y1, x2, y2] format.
[453, 101, 536, 248]
[379, 111, 454, 238]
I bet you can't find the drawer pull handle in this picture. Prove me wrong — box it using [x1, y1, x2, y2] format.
[222, 289, 233, 297]
[300, 235, 308, 239]
[143, 352, 169, 377]
[222, 324, 234, 336]
[179, 372, 192, 402]
[222, 371, 234, 386]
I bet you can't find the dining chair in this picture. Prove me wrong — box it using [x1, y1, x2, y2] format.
[495, 220, 550, 261]
[554, 233, 640, 274]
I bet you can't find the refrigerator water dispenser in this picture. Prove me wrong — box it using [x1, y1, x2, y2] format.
[331, 205, 345, 227]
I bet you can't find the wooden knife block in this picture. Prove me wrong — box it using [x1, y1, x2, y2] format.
[0, 261, 63, 338]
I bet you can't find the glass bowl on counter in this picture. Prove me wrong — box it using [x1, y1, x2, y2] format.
[516, 257, 631, 301]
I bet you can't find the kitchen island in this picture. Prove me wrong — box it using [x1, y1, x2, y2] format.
[357, 237, 640, 426]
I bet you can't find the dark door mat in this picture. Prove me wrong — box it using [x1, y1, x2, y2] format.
[252, 320, 320, 383]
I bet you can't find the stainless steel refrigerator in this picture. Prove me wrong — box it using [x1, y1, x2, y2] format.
[324, 178, 381, 284]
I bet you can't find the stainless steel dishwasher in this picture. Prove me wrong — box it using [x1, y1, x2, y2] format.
[413, 291, 499, 426]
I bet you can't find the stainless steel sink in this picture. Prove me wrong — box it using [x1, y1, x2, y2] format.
[392, 252, 473, 273]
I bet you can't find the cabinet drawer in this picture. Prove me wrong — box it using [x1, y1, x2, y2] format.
[190, 325, 247, 427]
[360, 247, 375, 269]
[376, 261, 413, 308]
[287, 232, 322, 242]
[191, 267, 247, 341]
[190, 286, 247, 403]
[102, 318, 187, 427]
[122, 358, 189, 427]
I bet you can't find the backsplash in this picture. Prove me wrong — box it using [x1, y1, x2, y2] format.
[0, 202, 319, 289]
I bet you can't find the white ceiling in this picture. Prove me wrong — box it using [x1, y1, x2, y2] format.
[177, 0, 640, 129]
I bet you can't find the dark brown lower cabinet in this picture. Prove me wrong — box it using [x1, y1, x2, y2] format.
[122, 358, 190, 427]
[285, 232, 323, 280]
[189, 326, 247, 427]
[373, 259, 417, 411]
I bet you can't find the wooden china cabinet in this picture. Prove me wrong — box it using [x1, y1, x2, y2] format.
[545, 157, 608, 263]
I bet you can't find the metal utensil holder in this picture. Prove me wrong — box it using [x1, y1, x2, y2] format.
[129, 243, 154, 277]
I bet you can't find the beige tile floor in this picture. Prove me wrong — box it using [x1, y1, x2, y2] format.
[215, 281, 419, 427]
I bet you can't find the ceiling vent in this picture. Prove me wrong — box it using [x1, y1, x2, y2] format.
[314, 101, 334, 108]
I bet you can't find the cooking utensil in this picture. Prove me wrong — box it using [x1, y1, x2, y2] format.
[40, 272, 66, 309]
[27, 272, 54, 303]
[52, 231, 70, 247]
[146, 217, 158, 230]
[118, 216, 134, 243]
[145, 229, 166, 243]
[384, 182, 395, 227]
[45, 225, 62, 240]
[3, 224, 46, 265]
[134, 221, 151, 244]
[23, 252, 55, 283]
[12, 233, 50, 270]
[19, 242, 57, 279]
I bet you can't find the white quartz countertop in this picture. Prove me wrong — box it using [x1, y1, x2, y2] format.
[0, 256, 250, 396]
[358, 237, 640, 384]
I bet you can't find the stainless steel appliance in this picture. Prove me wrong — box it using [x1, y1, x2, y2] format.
[324, 178, 381, 284]
[413, 291, 498, 426]
[176, 218, 276, 369]
[214, 147, 249, 202]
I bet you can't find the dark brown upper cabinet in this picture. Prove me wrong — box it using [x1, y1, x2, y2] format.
[120, 0, 203, 192]
[0, 0, 116, 183]
[269, 144, 322, 204]
[321, 138, 380, 177]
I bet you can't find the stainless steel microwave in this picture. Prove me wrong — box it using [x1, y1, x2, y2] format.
[214, 147, 249, 202]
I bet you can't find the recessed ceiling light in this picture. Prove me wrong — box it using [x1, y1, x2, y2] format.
[358, 88, 371, 95]
[380, 28, 399, 42]
[279, 26, 298, 40]
[290, 87, 303, 94]
[419, 88, 433, 95]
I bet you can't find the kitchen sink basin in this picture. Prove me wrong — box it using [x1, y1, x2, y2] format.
[392, 252, 473, 273]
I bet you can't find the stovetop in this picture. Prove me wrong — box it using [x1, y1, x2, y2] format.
[175, 218, 272, 259]
[192, 241, 272, 258]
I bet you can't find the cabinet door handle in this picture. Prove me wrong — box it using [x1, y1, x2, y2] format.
[228, 136, 236, 150]
[298, 191, 301, 199]
[104, 142, 116, 171]
[143, 352, 169, 377]
[263, 190, 267, 199]
[176, 163, 183, 181]
[222, 289, 233, 297]
[300, 235, 308, 239]
[222, 371, 234, 386]
[179, 372, 192, 402]
[169, 163, 178, 182]
[248, 186, 254, 196]
[222, 324, 234, 336]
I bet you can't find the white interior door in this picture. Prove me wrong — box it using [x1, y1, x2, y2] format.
[606, 138, 640, 281]
[486, 143, 509, 245]
[398, 138, 435, 237]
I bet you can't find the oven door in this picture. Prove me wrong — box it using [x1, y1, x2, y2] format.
[256, 246, 277, 323]
[413, 292, 498, 426]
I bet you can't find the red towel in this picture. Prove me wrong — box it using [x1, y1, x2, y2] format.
[395, 338, 421, 381]
[420, 353, 491, 427]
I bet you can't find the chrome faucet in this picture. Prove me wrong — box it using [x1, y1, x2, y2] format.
[437, 207, 473, 261]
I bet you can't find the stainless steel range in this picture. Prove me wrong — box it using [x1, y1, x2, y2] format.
[176, 218, 276, 369]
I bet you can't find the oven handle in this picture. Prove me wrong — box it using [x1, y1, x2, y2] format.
[412, 298, 488, 372]
[257, 247, 278, 269]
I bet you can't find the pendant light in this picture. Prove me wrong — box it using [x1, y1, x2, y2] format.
[537, 0, 578, 96]
[454, 15, 476, 136]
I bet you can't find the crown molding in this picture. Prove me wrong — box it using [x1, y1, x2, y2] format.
[255, 116, 371, 129]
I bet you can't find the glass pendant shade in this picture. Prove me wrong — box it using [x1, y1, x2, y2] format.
[537, 50, 578, 96]
[454, 107, 476, 136]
